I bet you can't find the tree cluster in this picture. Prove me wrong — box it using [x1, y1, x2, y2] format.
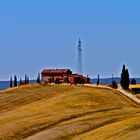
[111, 80, 118, 89]
[10, 74, 30, 88]
[10, 75, 18, 88]
[24, 74, 29, 85]
[120, 65, 130, 89]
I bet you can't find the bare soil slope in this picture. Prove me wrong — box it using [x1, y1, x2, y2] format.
[0, 84, 140, 140]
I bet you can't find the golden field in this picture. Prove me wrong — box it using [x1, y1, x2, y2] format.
[0, 84, 140, 140]
[129, 84, 140, 89]
[128, 84, 140, 99]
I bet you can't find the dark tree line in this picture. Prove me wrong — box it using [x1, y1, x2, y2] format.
[10, 74, 30, 88]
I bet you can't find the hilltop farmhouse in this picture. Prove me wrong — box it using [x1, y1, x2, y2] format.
[41, 69, 90, 84]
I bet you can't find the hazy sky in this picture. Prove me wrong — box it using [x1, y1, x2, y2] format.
[0, 0, 140, 80]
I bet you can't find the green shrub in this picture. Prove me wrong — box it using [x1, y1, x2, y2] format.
[131, 79, 136, 85]
[112, 80, 118, 89]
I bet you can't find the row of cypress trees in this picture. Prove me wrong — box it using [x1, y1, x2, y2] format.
[10, 73, 41, 88]
[10, 75, 30, 88]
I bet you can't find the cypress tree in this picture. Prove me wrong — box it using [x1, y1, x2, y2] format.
[27, 77, 29, 84]
[37, 73, 40, 83]
[97, 74, 100, 86]
[125, 69, 130, 89]
[120, 65, 126, 88]
[19, 78, 22, 86]
[25, 74, 27, 84]
[14, 75, 17, 87]
[10, 77, 12, 88]
[120, 65, 130, 89]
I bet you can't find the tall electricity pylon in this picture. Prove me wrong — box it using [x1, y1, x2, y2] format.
[77, 38, 83, 75]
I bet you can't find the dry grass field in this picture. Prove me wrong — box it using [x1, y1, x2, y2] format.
[129, 84, 140, 89]
[0, 84, 140, 140]
[129, 84, 140, 99]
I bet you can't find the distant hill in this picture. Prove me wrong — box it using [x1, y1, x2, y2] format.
[91, 77, 140, 85]
[0, 80, 36, 90]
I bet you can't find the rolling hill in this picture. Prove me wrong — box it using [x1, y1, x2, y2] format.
[0, 84, 140, 140]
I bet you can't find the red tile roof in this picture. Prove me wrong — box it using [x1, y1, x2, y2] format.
[41, 69, 72, 74]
